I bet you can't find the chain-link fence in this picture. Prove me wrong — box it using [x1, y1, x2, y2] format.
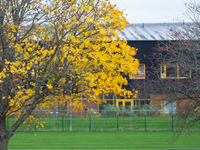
[6, 107, 200, 131]
[8, 149, 164, 150]
[8, 148, 200, 150]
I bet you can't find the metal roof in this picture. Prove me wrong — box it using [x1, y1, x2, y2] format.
[118, 22, 191, 41]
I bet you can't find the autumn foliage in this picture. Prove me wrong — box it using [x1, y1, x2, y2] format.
[0, 0, 139, 149]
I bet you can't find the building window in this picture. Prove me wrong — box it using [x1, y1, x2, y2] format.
[162, 101, 176, 114]
[106, 100, 113, 105]
[129, 64, 145, 79]
[160, 64, 191, 79]
[134, 100, 150, 106]
[133, 94, 151, 106]
[179, 65, 191, 78]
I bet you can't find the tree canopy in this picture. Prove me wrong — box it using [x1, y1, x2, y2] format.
[0, 0, 139, 149]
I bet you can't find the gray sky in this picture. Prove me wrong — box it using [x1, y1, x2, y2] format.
[109, 0, 194, 23]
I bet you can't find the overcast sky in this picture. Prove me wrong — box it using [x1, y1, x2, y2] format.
[109, 0, 194, 23]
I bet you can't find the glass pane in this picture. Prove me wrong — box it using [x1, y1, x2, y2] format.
[179, 65, 190, 78]
[166, 101, 176, 114]
[125, 101, 131, 106]
[107, 100, 113, 105]
[166, 65, 177, 77]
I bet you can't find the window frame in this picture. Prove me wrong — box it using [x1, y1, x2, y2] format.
[129, 64, 145, 79]
[160, 64, 191, 79]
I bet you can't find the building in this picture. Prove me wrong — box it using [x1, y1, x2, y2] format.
[102, 22, 192, 113]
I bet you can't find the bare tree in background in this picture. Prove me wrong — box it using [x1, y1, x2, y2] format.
[146, 0, 200, 133]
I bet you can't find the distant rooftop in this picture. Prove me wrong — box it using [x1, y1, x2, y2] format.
[118, 22, 192, 41]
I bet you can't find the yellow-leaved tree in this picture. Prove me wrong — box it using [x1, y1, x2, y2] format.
[0, 0, 139, 149]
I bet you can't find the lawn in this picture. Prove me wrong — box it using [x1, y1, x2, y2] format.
[8, 131, 200, 149]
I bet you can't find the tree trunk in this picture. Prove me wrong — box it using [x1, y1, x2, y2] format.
[0, 139, 8, 150]
[0, 117, 9, 150]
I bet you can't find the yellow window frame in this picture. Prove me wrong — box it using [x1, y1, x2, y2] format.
[160, 64, 191, 79]
[116, 99, 134, 109]
[129, 64, 145, 79]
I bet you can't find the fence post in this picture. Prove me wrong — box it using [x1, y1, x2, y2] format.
[172, 113, 174, 131]
[53, 108, 55, 130]
[89, 114, 91, 131]
[62, 113, 64, 131]
[34, 111, 37, 131]
[130, 112, 132, 130]
[145, 113, 146, 131]
[117, 113, 119, 131]
[85, 107, 87, 118]
[92, 112, 94, 131]
[168, 112, 171, 130]
[70, 105, 72, 131]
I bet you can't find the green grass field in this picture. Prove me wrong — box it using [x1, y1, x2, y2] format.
[8, 131, 200, 149]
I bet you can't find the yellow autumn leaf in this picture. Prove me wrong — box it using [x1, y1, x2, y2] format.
[26, 66, 31, 70]
[83, 6, 90, 11]
[40, 123, 44, 128]
[47, 84, 53, 89]
[9, 99, 14, 106]
[49, 50, 54, 54]
[42, 50, 48, 57]
[44, 6, 48, 12]
[28, 48, 32, 52]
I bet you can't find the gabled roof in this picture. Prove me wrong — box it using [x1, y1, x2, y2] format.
[118, 22, 190, 41]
